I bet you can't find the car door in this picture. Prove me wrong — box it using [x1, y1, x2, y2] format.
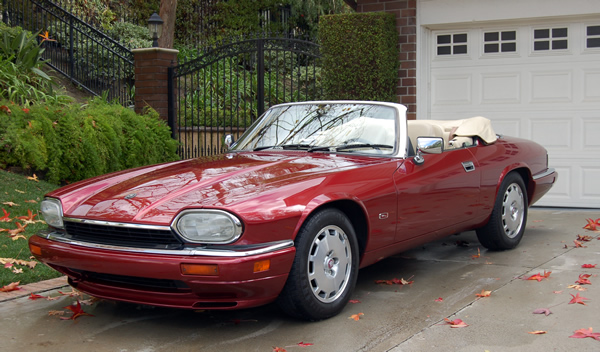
[393, 147, 482, 241]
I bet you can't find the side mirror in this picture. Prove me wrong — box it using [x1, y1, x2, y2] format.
[413, 137, 443, 165]
[224, 134, 234, 149]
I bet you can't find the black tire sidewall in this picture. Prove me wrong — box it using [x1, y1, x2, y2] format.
[278, 208, 359, 320]
[477, 172, 528, 250]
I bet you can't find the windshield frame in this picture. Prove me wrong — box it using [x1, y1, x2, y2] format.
[230, 101, 409, 158]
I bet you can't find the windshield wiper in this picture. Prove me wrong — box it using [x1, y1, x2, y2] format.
[253, 144, 313, 151]
[308, 144, 394, 152]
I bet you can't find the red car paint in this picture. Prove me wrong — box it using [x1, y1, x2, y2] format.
[30, 101, 556, 311]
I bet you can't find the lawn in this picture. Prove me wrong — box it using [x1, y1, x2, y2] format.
[0, 170, 63, 286]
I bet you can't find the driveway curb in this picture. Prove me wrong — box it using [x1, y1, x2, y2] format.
[0, 276, 68, 303]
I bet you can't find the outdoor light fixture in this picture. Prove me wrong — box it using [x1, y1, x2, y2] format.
[148, 12, 164, 47]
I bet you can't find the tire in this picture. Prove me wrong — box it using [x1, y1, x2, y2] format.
[476, 172, 528, 250]
[277, 208, 359, 321]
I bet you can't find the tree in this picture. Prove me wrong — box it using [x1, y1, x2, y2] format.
[158, 0, 177, 48]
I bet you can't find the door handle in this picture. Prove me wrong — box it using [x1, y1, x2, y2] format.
[462, 161, 475, 172]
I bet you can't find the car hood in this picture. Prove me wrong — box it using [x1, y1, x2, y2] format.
[50, 152, 393, 225]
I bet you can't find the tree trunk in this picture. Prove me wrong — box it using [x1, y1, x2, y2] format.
[158, 0, 178, 48]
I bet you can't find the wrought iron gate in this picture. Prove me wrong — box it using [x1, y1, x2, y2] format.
[168, 35, 322, 159]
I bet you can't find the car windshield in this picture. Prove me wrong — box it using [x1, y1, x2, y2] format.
[232, 103, 397, 155]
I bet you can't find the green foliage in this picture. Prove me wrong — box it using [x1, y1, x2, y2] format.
[0, 24, 69, 105]
[319, 12, 399, 102]
[0, 98, 179, 184]
[106, 21, 152, 49]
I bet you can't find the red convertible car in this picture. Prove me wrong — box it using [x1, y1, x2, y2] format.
[30, 101, 556, 320]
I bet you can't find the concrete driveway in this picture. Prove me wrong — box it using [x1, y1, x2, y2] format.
[1, 208, 599, 352]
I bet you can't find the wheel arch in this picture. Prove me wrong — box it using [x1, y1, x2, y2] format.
[499, 165, 534, 205]
[302, 200, 368, 260]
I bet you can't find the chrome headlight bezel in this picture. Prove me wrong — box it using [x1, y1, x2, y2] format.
[40, 197, 64, 229]
[171, 209, 243, 244]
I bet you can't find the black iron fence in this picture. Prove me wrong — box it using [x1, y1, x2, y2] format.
[2, 0, 134, 105]
[168, 35, 322, 159]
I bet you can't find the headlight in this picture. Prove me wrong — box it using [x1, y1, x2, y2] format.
[173, 210, 242, 244]
[40, 198, 64, 229]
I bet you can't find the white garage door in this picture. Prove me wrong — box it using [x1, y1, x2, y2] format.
[427, 21, 600, 208]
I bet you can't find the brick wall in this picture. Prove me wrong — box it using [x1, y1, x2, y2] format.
[131, 48, 178, 120]
[357, 0, 417, 120]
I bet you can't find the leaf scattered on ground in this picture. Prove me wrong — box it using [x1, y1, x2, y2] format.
[0, 281, 20, 292]
[569, 293, 589, 305]
[60, 300, 93, 320]
[532, 308, 552, 316]
[527, 330, 547, 335]
[349, 313, 364, 321]
[444, 318, 468, 328]
[576, 274, 592, 285]
[582, 264, 597, 269]
[569, 327, 600, 341]
[476, 289, 491, 298]
[524, 271, 552, 282]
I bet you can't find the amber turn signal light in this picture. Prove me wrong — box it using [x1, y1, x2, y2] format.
[180, 263, 219, 276]
[29, 244, 42, 256]
[253, 259, 270, 273]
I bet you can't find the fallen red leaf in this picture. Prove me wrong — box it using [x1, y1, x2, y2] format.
[577, 234, 594, 242]
[576, 274, 592, 285]
[29, 293, 46, 300]
[525, 271, 552, 282]
[349, 299, 361, 304]
[297, 342, 313, 347]
[272, 347, 287, 352]
[0, 208, 11, 222]
[0, 281, 20, 292]
[532, 308, 552, 316]
[574, 240, 586, 248]
[582, 264, 597, 269]
[583, 218, 600, 231]
[60, 300, 93, 320]
[349, 313, 364, 321]
[375, 277, 413, 285]
[16, 209, 37, 224]
[569, 327, 600, 341]
[476, 289, 491, 297]
[444, 318, 468, 328]
[435, 297, 443, 302]
[528, 330, 547, 335]
[569, 293, 590, 305]
[0, 105, 11, 114]
[7, 222, 27, 236]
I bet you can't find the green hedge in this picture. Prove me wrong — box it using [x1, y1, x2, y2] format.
[0, 98, 179, 184]
[319, 12, 399, 102]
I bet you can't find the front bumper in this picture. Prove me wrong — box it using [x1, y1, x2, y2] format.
[29, 233, 296, 310]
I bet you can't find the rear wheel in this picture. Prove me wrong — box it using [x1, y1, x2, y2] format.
[277, 208, 359, 320]
[476, 172, 528, 250]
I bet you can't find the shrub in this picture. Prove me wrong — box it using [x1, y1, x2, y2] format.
[319, 12, 399, 102]
[0, 23, 69, 105]
[0, 98, 179, 184]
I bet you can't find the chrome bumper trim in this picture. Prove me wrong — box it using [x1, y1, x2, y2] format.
[37, 231, 294, 257]
[532, 168, 556, 181]
[63, 217, 172, 231]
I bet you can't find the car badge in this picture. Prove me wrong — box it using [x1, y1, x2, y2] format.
[124, 193, 137, 200]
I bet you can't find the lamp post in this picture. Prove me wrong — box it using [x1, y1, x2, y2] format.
[148, 13, 164, 48]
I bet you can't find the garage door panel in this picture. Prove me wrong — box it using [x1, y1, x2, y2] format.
[581, 166, 600, 202]
[432, 74, 472, 105]
[583, 118, 600, 147]
[583, 69, 600, 101]
[530, 71, 573, 103]
[481, 73, 521, 103]
[529, 118, 571, 150]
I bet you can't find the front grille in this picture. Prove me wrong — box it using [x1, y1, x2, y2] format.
[64, 221, 183, 249]
[70, 269, 190, 292]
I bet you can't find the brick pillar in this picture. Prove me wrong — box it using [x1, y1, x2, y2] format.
[132, 48, 178, 121]
[357, 0, 417, 120]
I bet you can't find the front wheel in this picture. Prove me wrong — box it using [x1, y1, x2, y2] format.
[277, 208, 359, 320]
[476, 172, 528, 250]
